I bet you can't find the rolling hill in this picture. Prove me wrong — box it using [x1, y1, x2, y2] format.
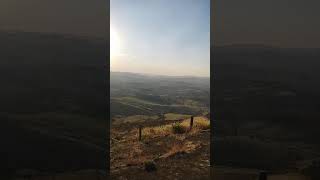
[110, 72, 210, 118]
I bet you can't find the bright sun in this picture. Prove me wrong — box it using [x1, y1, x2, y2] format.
[110, 27, 121, 59]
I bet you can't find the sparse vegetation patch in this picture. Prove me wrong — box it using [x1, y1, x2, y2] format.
[172, 122, 187, 134]
[142, 116, 210, 138]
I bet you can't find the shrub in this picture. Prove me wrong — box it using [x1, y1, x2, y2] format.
[172, 122, 186, 134]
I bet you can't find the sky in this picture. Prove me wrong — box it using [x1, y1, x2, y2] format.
[214, 0, 320, 48]
[110, 0, 210, 77]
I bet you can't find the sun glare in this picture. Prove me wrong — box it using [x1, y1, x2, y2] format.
[110, 27, 121, 60]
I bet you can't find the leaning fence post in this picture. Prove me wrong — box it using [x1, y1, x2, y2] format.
[138, 126, 142, 141]
[190, 116, 194, 130]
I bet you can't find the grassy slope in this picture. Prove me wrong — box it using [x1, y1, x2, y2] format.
[111, 116, 210, 180]
[111, 96, 204, 118]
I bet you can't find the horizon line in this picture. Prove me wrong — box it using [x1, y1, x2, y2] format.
[110, 71, 210, 78]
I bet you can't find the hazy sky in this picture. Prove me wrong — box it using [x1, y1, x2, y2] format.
[110, 0, 210, 77]
[214, 0, 320, 48]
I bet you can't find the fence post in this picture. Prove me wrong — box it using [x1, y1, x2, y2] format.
[139, 126, 142, 141]
[190, 116, 194, 130]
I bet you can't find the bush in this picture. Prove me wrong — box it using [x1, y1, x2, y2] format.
[172, 122, 186, 134]
[144, 160, 157, 172]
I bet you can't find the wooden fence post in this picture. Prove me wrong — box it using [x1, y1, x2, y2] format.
[138, 126, 142, 141]
[190, 116, 194, 130]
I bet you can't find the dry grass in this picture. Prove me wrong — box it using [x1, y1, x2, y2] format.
[164, 113, 192, 121]
[111, 115, 211, 179]
[193, 117, 210, 130]
[178, 117, 210, 133]
[113, 115, 159, 124]
[160, 141, 200, 159]
[172, 122, 188, 134]
[143, 116, 210, 138]
[143, 124, 172, 138]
